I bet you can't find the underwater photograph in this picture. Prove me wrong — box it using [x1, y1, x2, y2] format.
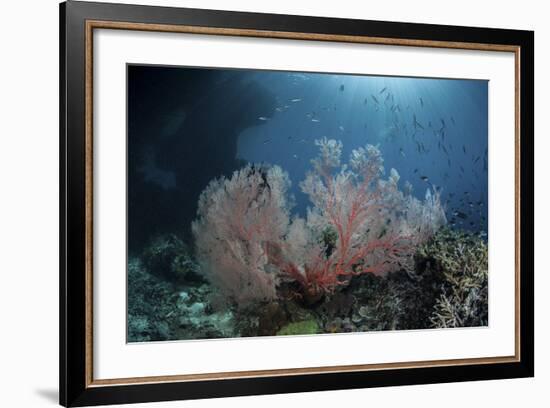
[127, 64, 489, 342]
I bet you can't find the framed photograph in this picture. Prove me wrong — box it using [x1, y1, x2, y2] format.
[60, 1, 534, 406]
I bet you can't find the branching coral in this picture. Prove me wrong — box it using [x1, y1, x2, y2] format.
[416, 229, 488, 328]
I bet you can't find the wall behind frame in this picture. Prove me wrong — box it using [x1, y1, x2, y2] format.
[0, 1, 545, 408]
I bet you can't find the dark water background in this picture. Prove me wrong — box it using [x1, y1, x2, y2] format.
[127, 65, 488, 253]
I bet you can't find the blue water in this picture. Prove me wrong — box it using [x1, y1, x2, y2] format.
[236, 71, 488, 233]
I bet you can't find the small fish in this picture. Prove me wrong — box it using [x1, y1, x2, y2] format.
[463, 145, 467, 154]
[453, 211, 468, 219]
[364, 98, 368, 105]
[420, 176, 429, 182]
[340, 84, 345, 92]
[275, 107, 283, 112]
[413, 114, 424, 130]
[419, 97, 424, 107]
[377, 228, 388, 239]
[290, 98, 302, 103]
[399, 148, 406, 157]
[413, 168, 418, 173]
[262, 139, 271, 144]
[293, 154, 298, 159]
[379, 87, 387, 94]
[339, 125, 345, 132]
[258, 116, 268, 121]
[311, 119, 320, 123]
[473, 156, 480, 164]
[371, 95, 379, 104]
[451, 116, 456, 125]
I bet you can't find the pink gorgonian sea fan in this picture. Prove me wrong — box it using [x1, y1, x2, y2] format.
[266, 138, 446, 303]
[192, 138, 446, 306]
[191, 164, 291, 306]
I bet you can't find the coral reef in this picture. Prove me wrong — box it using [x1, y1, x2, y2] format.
[142, 234, 201, 282]
[128, 228, 488, 341]
[192, 138, 446, 306]
[127, 257, 181, 342]
[128, 241, 238, 342]
[129, 140, 487, 341]
[416, 229, 488, 328]
[277, 319, 319, 336]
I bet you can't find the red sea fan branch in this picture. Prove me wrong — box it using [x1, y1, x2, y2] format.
[267, 138, 445, 303]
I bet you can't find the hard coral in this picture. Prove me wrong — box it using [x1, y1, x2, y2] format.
[142, 234, 200, 283]
[416, 229, 488, 328]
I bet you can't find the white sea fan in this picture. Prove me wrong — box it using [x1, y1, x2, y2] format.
[192, 164, 291, 306]
[311, 137, 343, 172]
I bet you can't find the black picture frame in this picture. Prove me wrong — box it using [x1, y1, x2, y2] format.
[60, 1, 534, 406]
